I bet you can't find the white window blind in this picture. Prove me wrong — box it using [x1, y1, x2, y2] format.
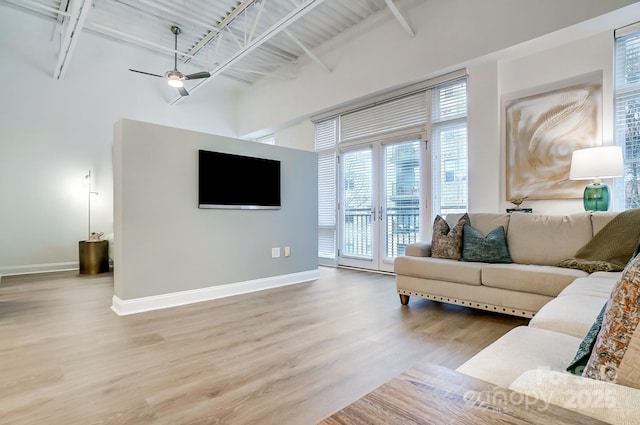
[340, 92, 427, 142]
[315, 118, 338, 259]
[433, 80, 468, 122]
[431, 79, 468, 218]
[614, 25, 640, 209]
[315, 119, 337, 151]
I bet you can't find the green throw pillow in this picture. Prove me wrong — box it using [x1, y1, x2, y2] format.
[460, 224, 512, 263]
[566, 304, 607, 375]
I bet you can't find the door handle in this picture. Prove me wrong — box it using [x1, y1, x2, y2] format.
[379, 206, 384, 221]
[371, 207, 376, 221]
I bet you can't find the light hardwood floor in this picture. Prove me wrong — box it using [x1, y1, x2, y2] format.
[0, 267, 528, 425]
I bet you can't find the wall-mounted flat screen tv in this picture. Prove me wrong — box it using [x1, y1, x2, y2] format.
[198, 149, 281, 209]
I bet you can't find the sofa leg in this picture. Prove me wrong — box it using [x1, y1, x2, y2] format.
[399, 294, 410, 305]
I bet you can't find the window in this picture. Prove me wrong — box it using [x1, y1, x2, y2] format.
[431, 80, 468, 218]
[315, 119, 338, 263]
[614, 23, 640, 209]
[314, 73, 467, 263]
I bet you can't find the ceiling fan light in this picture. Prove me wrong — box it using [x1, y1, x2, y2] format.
[167, 78, 184, 88]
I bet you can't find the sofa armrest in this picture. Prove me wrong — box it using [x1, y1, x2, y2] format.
[405, 241, 432, 257]
[509, 369, 640, 425]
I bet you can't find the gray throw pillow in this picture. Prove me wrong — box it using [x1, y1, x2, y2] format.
[431, 213, 470, 260]
[461, 223, 512, 263]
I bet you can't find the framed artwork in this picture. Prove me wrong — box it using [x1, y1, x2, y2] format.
[505, 73, 602, 200]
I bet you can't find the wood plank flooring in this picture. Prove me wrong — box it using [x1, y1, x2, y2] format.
[0, 267, 528, 425]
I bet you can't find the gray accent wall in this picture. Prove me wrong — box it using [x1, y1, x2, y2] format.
[113, 119, 318, 300]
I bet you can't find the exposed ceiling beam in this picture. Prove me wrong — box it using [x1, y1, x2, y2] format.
[2, 0, 71, 18]
[54, 0, 92, 80]
[51, 0, 69, 40]
[56, 0, 70, 24]
[171, 0, 327, 105]
[182, 0, 257, 64]
[285, 29, 330, 73]
[132, 0, 221, 32]
[247, 0, 266, 44]
[85, 22, 205, 64]
[385, 0, 414, 37]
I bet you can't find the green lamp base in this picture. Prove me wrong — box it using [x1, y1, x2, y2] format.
[583, 183, 610, 211]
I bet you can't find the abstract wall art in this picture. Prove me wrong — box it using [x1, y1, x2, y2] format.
[505, 74, 602, 200]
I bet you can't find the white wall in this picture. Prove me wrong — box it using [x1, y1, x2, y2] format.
[0, 7, 241, 275]
[236, 0, 637, 137]
[113, 119, 317, 300]
[273, 120, 315, 151]
[2, 0, 639, 275]
[496, 31, 616, 214]
[235, 0, 640, 215]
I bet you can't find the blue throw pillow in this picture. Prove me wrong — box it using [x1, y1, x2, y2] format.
[461, 223, 512, 263]
[566, 304, 607, 375]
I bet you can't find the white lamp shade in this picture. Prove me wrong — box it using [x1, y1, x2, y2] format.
[569, 146, 624, 180]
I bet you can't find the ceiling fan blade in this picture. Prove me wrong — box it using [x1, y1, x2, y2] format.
[184, 71, 211, 80]
[178, 86, 189, 96]
[129, 69, 164, 78]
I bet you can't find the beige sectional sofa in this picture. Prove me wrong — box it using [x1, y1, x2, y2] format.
[457, 270, 640, 424]
[395, 210, 640, 423]
[394, 211, 618, 318]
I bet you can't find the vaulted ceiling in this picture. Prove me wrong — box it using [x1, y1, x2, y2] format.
[2, 0, 416, 101]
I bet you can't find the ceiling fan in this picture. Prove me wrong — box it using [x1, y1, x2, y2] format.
[129, 26, 210, 96]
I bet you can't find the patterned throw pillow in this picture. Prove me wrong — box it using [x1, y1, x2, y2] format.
[460, 224, 512, 263]
[582, 254, 640, 388]
[431, 213, 469, 260]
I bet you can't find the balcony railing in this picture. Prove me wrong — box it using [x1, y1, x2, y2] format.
[343, 208, 420, 258]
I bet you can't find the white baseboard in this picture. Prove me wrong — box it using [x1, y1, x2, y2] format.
[111, 268, 320, 316]
[0, 262, 79, 278]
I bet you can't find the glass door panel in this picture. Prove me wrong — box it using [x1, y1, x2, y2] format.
[338, 138, 423, 272]
[381, 139, 422, 271]
[340, 146, 377, 269]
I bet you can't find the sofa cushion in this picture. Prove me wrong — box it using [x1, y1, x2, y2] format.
[584, 255, 640, 388]
[456, 326, 582, 388]
[557, 275, 618, 299]
[530, 295, 607, 339]
[481, 264, 587, 297]
[461, 224, 512, 263]
[393, 256, 483, 286]
[404, 241, 432, 257]
[591, 211, 619, 236]
[590, 271, 623, 280]
[432, 213, 469, 260]
[556, 208, 640, 273]
[507, 213, 592, 265]
[469, 213, 512, 237]
[447, 212, 511, 237]
[510, 369, 640, 425]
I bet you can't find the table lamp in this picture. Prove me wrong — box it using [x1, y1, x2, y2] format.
[569, 146, 624, 211]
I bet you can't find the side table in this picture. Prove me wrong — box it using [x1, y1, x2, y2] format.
[78, 240, 110, 275]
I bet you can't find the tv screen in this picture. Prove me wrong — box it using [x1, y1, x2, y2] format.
[198, 149, 281, 209]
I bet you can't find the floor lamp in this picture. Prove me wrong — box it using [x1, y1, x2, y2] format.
[79, 170, 109, 274]
[84, 170, 99, 239]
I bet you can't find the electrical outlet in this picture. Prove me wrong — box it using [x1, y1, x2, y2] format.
[284, 246, 290, 257]
[272, 247, 280, 258]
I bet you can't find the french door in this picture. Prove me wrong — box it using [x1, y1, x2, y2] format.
[338, 136, 424, 272]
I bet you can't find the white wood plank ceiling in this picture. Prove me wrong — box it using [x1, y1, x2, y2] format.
[2, 0, 416, 101]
